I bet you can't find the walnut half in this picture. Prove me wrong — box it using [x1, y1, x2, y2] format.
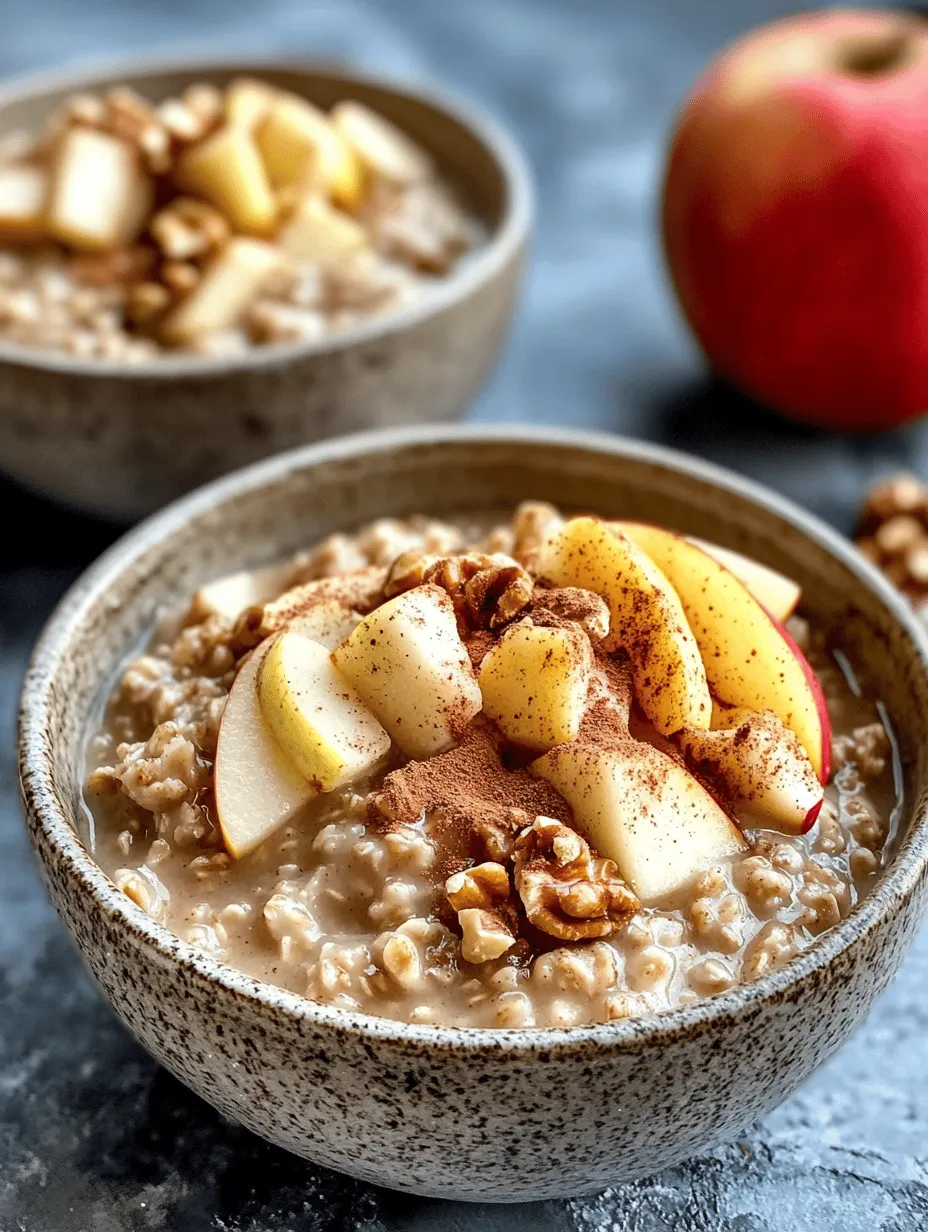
[384, 551, 532, 631]
[445, 862, 517, 964]
[513, 817, 639, 941]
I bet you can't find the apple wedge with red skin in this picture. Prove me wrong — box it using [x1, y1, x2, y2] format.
[676, 707, 824, 835]
[214, 641, 313, 859]
[618, 521, 831, 783]
[532, 738, 748, 906]
[687, 536, 800, 622]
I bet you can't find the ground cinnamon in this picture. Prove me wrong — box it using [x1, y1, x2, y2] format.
[369, 722, 573, 880]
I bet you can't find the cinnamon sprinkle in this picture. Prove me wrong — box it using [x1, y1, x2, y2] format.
[369, 723, 573, 880]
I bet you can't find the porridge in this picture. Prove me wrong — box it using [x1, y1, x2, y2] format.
[85, 506, 900, 1029]
[0, 77, 475, 360]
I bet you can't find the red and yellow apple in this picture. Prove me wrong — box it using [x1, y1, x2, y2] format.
[532, 739, 747, 904]
[663, 9, 928, 429]
[536, 517, 712, 736]
[687, 536, 800, 622]
[676, 707, 824, 834]
[619, 522, 831, 781]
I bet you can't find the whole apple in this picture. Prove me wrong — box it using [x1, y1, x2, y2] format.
[662, 8, 928, 430]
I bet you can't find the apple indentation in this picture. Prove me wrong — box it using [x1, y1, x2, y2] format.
[837, 32, 913, 79]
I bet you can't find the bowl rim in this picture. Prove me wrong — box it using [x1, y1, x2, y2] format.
[0, 50, 534, 380]
[19, 423, 928, 1054]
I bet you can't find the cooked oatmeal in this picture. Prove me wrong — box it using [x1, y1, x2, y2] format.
[0, 78, 476, 360]
[85, 507, 900, 1029]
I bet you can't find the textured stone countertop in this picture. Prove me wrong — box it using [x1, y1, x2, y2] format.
[3, 1, 928, 1228]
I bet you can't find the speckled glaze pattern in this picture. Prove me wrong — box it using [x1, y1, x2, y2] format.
[0, 57, 531, 521]
[18, 428, 928, 1202]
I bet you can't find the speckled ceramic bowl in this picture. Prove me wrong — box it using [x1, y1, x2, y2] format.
[0, 56, 532, 521]
[18, 426, 928, 1202]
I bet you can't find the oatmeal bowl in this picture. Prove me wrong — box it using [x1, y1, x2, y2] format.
[18, 425, 928, 1201]
[0, 56, 530, 519]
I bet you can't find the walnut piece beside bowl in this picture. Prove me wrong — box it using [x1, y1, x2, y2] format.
[0, 56, 532, 520]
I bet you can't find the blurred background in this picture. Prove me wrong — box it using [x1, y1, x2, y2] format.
[3, 1, 928, 1229]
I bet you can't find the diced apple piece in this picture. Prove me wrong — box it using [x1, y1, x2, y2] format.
[258, 630, 390, 790]
[214, 642, 312, 858]
[277, 193, 369, 270]
[686, 537, 801, 622]
[331, 100, 431, 185]
[246, 566, 387, 642]
[177, 123, 276, 235]
[0, 164, 47, 242]
[256, 94, 365, 209]
[676, 708, 824, 835]
[536, 516, 711, 736]
[331, 584, 482, 758]
[189, 563, 290, 625]
[160, 238, 281, 343]
[48, 127, 152, 250]
[285, 600, 361, 650]
[620, 522, 831, 781]
[479, 618, 592, 752]
[225, 76, 277, 131]
[532, 740, 747, 905]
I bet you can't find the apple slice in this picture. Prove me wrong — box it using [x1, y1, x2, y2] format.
[160, 238, 282, 343]
[258, 629, 390, 790]
[331, 101, 431, 185]
[277, 194, 370, 270]
[331, 584, 482, 758]
[214, 643, 312, 858]
[686, 537, 800, 622]
[189, 563, 290, 624]
[225, 76, 277, 131]
[285, 600, 361, 650]
[48, 127, 152, 250]
[247, 566, 387, 642]
[177, 123, 277, 235]
[532, 739, 747, 905]
[536, 516, 711, 736]
[256, 93, 365, 209]
[676, 709, 824, 834]
[479, 618, 592, 752]
[620, 522, 830, 781]
[0, 165, 47, 243]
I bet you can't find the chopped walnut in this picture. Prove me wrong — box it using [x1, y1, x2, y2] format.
[512, 817, 638, 941]
[510, 501, 563, 569]
[855, 473, 928, 607]
[445, 862, 510, 911]
[150, 197, 230, 262]
[384, 551, 533, 631]
[444, 862, 517, 963]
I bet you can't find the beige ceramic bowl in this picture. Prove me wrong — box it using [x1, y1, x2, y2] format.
[0, 56, 532, 520]
[18, 427, 928, 1201]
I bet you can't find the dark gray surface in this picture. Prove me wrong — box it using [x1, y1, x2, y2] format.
[3, 1, 928, 1228]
